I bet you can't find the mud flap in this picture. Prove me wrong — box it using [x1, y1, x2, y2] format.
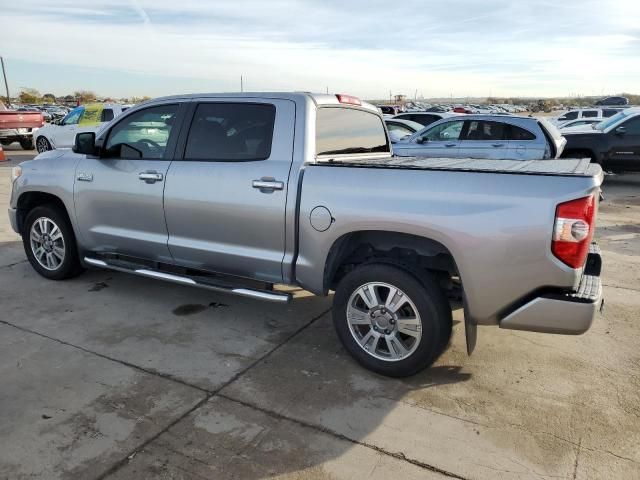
[463, 296, 477, 355]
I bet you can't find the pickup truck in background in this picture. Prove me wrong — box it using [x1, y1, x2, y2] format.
[561, 107, 640, 172]
[0, 102, 45, 150]
[8, 93, 604, 377]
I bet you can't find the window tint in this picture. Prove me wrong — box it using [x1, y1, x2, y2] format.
[621, 117, 640, 135]
[422, 121, 464, 141]
[101, 108, 114, 122]
[105, 104, 178, 159]
[602, 109, 618, 118]
[507, 124, 536, 140]
[411, 114, 437, 126]
[561, 111, 579, 120]
[316, 107, 389, 155]
[62, 107, 84, 125]
[386, 122, 414, 135]
[463, 121, 507, 141]
[582, 110, 598, 118]
[184, 103, 275, 161]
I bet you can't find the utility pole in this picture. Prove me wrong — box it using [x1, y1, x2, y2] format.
[240, 75, 243, 92]
[1, 56, 10, 106]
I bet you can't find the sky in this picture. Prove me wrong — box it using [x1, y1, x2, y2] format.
[1, 0, 639, 100]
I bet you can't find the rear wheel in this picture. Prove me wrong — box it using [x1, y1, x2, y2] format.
[36, 136, 52, 153]
[22, 205, 83, 280]
[333, 263, 452, 377]
[20, 138, 34, 150]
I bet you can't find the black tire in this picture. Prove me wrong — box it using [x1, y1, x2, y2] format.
[36, 136, 52, 153]
[333, 263, 452, 377]
[22, 204, 84, 280]
[20, 138, 34, 150]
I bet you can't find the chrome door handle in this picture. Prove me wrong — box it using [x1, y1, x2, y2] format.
[252, 178, 284, 191]
[139, 171, 163, 183]
[492, 143, 505, 147]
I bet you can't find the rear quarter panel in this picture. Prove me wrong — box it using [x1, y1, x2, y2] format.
[296, 165, 602, 324]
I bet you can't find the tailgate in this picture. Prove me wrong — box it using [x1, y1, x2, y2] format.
[0, 111, 45, 129]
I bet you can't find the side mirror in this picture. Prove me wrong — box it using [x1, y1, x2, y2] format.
[73, 132, 98, 155]
[615, 126, 626, 136]
[416, 136, 428, 144]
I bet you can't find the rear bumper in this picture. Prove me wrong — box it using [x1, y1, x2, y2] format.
[500, 243, 603, 335]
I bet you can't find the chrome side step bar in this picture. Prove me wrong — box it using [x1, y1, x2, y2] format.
[83, 257, 291, 303]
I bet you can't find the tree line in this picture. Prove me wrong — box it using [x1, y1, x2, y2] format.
[2, 87, 151, 105]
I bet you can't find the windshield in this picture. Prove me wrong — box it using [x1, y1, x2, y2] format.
[594, 110, 629, 131]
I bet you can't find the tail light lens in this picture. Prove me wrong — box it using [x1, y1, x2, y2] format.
[552, 195, 596, 268]
[336, 94, 362, 106]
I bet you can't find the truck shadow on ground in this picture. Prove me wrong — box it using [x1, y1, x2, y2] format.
[1, 249, 474, 479]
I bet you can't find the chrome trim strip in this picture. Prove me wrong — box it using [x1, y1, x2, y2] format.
[84, 257, 107, 267]
[232, 288, 291, 303]
[134, 268, 196, 285]
[83, 257, 291, 303]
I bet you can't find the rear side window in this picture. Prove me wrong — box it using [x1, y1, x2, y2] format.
[561, 111, 579, 121]
[101, 108, 114, 122]
[507, 124, 536, 140]
[316, 107, 389, 156]
[602, 109, 618, 117]
[582, 110, 598, 118]
[185, 103, 276, 161]
[463, 121, 507, 141]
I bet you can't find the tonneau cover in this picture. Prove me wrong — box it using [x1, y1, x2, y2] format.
[315, 156, 601, 177]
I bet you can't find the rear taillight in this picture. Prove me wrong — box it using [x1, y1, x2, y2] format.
[552, 195, 596, 268]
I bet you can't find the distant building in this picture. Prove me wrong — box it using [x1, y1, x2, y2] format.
[394, 94, 407, 104]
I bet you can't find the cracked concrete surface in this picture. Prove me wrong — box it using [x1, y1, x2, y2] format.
[1, 152, 639, 480]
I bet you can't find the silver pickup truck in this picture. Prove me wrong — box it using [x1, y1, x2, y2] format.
[8, 92, 604, 377]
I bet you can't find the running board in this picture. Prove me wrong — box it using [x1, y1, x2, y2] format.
[83, 257, 291, 303]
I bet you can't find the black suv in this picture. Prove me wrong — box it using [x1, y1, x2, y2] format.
[562, 108, 640, 172]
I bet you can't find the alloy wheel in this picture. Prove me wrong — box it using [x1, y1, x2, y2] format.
[346, 282, 422, 361]
[30, 217, 65, 270]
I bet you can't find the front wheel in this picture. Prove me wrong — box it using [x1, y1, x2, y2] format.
[22, 205, 84, 280]
[333, 263, 452, 377]
[36, 136, 52, 153]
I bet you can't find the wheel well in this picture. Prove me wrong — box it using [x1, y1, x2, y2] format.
[324, 231, 459, 294]
[16, 192, 69, 234]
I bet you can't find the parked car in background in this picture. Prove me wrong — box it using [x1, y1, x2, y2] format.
[453, 106, 474, 114]
[595, 96, 629, 106]
[558, 119, 602, 130]
[0, 102, 45, 150]
[377, 105, 400, 116]
[384, 118, 424, 143]
[552, 108, 624, 125]
[561, 107, 640, 171]
[394, 115, 565, 160]
[35, 103, 125, 152]
[392, 111, 458, 128]
[9, 92, 604, 377]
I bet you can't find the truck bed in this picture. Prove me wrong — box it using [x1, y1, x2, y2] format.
[315, 156, 601, 177]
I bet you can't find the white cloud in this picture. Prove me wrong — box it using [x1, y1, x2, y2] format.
[1, 0, 639, 98]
